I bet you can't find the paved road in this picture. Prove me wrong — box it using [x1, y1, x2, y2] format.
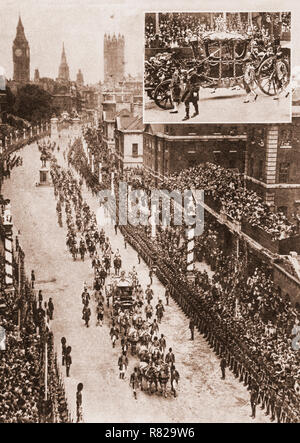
[144, 87, 291, 123]
[3, 130, 269, 423]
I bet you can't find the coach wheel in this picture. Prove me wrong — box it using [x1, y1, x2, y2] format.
[154, 80, 174, 110]
[257, 57, 289, 96]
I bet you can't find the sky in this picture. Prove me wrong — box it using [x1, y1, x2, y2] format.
[0, 0, 300, 84]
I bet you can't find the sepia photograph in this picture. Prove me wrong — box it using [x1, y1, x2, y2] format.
[0, 0, 300, 428]
[144, 11, 292, 123]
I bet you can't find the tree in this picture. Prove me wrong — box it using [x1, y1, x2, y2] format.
[14, 84, 54, 123]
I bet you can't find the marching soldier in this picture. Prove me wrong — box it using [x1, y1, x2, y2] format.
[96, 302, 104, 327]
[145, 285, 154, 304]
[118, 351, 128, 380]
[170, 365, 180, 398]
[130, 367, 139, 399]
[159, 334, 167, 359]
[145, 302, 153, 320]
[165, 347, 175, 367]
[189, 318, 195, 340]
[76, 383, 83, 423]
[31, 270, 36, 289]
[220, 355, 227, 380]
[82, 305, 91, 327]
[165, 285, 170, 306]
[48, 298, 54, 320]
[61, 336, 67, 366]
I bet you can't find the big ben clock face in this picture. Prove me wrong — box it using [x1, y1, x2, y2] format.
[15, 49, 22, 57]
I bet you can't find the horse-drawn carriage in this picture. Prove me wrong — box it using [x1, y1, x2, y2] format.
[112, 272, 134, 313]
[147, 30, 290, 110]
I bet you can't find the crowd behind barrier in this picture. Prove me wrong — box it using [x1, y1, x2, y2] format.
[0, 165, 70, 422]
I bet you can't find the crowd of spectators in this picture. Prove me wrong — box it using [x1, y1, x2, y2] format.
[163, 163, 296, 240]
[145, 12, 290, 50]
[0, 238, 69, 422]
[125, 163, 296, 240]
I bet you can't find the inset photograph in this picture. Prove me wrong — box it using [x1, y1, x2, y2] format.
[144, 12, 291, 123]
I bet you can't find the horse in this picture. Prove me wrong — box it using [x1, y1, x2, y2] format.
[143, 364, 159, 394]
[158, 363, 170, 398]
[128, 330, 139, 355]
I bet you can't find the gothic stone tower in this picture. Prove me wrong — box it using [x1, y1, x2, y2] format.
[13, 16, 30, 83]
[103, 33, 125, 84]
[76, 69, 84, 87]
[58, 43, 70, 82]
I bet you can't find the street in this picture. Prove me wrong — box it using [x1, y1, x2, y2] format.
[144, 87, 291, 124]
[3, 129, 269, 423]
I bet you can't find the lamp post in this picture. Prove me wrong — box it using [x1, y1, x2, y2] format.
[111, 171, 115, 195]
[99, 162, 102, 183]
[151, 202, 157, 239]
[186, 192, 196, 284]
[91, 154, 94, 174]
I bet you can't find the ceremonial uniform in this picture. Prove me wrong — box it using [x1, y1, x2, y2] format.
[181, 72, 200, 121]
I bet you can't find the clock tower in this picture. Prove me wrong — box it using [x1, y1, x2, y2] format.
[13, 16, 30, 83]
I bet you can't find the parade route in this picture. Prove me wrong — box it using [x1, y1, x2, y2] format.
[144, 87, 291, 124]
[2, 130, 269, 423]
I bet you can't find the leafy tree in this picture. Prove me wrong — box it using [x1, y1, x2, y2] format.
[14, 84, 53, 123]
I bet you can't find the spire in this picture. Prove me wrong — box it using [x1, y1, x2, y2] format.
[14, 14, 27, 42]
[61, 42, 67, 63]
[58, 42, 70, 81]
[17, 15, 23, 30]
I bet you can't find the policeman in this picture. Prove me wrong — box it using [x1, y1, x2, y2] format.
[61, 336, 67, 366]
[220, 355, 227, 380]
[169, 67, 181, 114]
[181, 69, 200, 121]
[66, 346, 72, 377]
[165, 347, 175, 367]
[189, 318, 195, 340]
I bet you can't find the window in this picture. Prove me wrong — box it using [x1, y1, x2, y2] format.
[278, 206, 288, 216]
[229, 151, 237, 169]
[213, 151, 221, 165]
[249, 158, 254, 177]
[132, 143, 138, 157]
[280, 128, 292, 147]
[278, 162, 290, 183]
[258, 160, 263, 180]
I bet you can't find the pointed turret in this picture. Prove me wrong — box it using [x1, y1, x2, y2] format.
[14, 15, 28, 44]
[58, 42, 70, 82]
